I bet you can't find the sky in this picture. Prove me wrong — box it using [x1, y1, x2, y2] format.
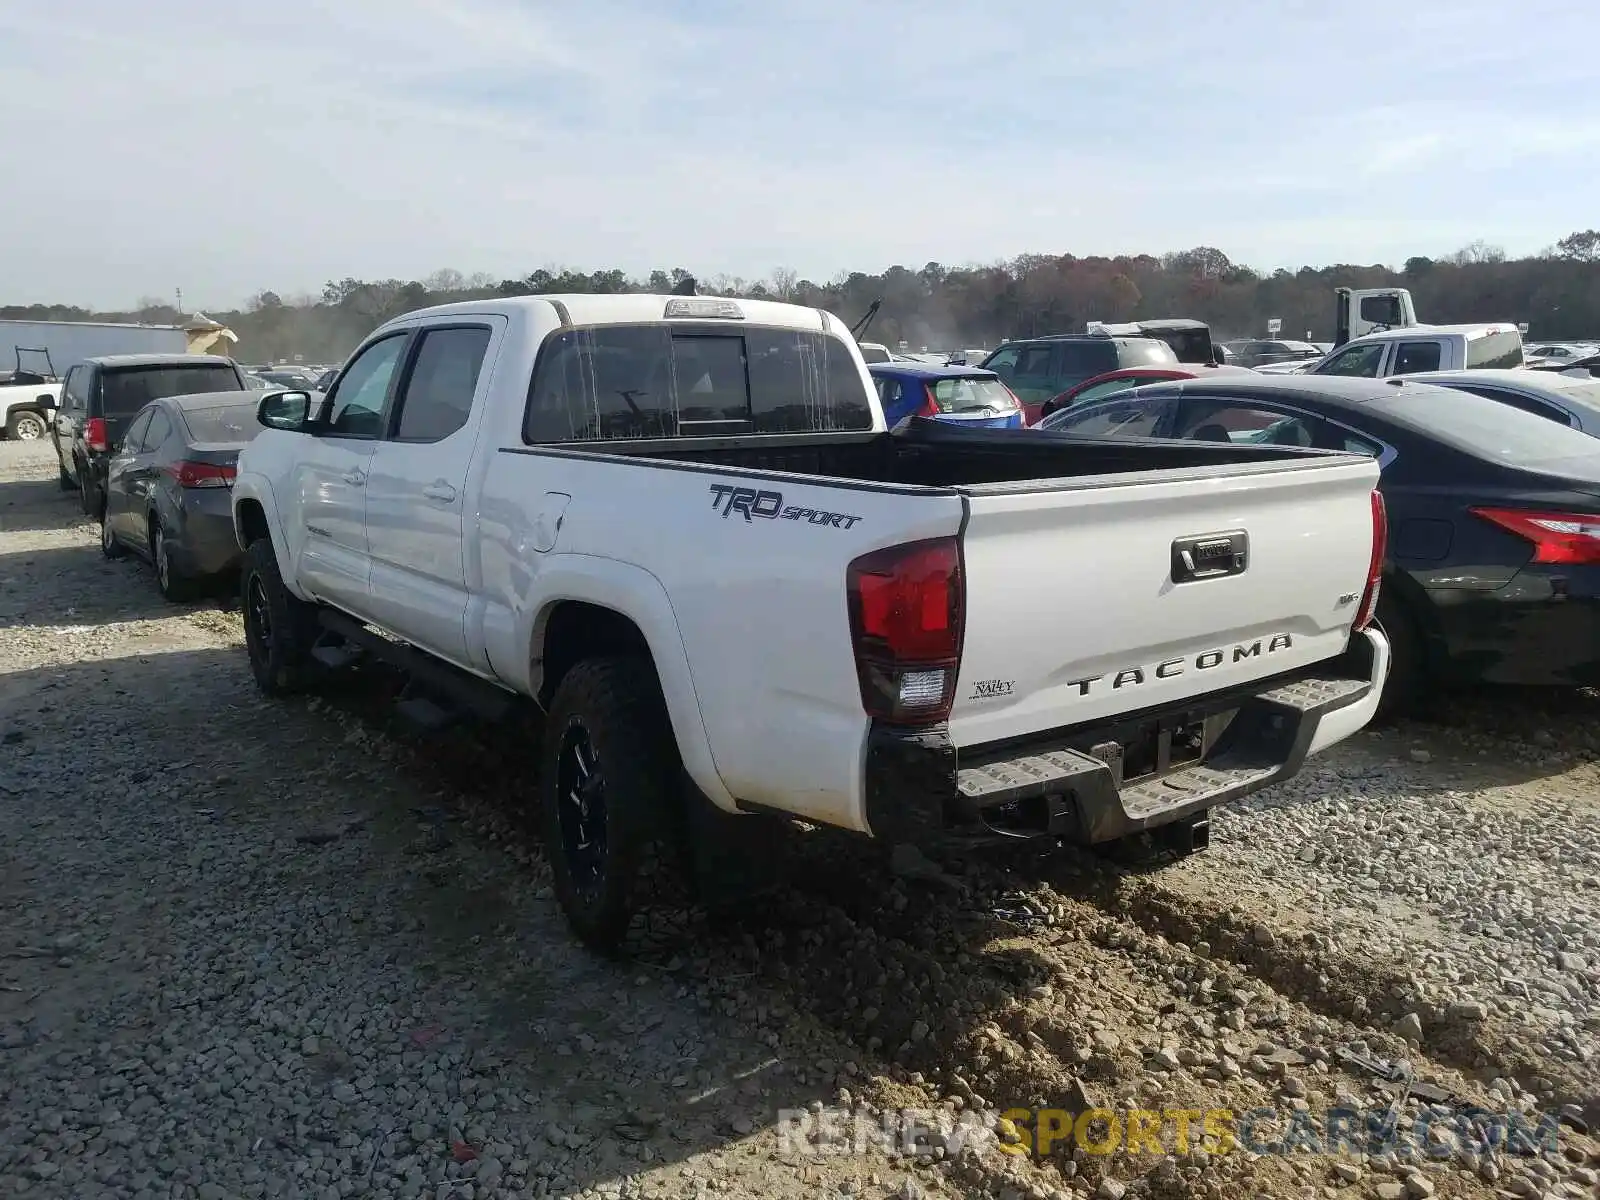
[4, 0, 1600, 310]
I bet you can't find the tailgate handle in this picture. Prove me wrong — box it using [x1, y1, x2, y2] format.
[1172, 530, 1248, 583]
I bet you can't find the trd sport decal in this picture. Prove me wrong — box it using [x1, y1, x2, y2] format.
[709, 483, 863, 529]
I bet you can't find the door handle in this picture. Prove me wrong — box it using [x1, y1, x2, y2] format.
[342, 468, 366, 486]
[422, 481, 457, 502]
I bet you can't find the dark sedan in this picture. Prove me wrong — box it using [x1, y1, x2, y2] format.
[1037, 374, 1600, 712]
[100, 391, 263, 601]
[1400, 369, 1600, 436]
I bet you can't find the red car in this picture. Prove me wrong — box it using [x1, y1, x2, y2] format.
[1028, 364, 1256, 425]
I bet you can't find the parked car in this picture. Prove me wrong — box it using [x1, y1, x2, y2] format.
[869, 363, 1023, 429]
[51, 354, 250, 517]
[313, 367, 338, 392]
[230, 293, 1387, 949]
[99, 391, 263, 600]
[1400, 369, 1600, 436]
[980, 334, 1180, 422]
[256, 368, 320, 390]
[0, 366, 61, 440]
[1232, 340, 1324, 369]
[1035, 364, 1258, 423]
[1038, 374, 1600, 712]
[1525, 342, 1598, 361]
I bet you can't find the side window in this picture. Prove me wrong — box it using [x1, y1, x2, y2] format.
[327, 334, 408, 438]
[983, 348, 1021, 380]
[66, 367, 93, 411]
[141, 409, 172, 451]
[1044, 397, 1170, 437]
[1013, 346, 1055, 379]
[1315, 343, 1387, 378]
[121, 410, 153, 452]
[1176, 402, 1315, 446]
[1455, 386, 1576, 427]
[1338, 432, 1384, 457]
[1392, 341, 1443, 375]
[392, 326, 492, 443]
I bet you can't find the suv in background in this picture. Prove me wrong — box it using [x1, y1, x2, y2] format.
[981, 335, 1179, 422]
[52, 354, 248, 516]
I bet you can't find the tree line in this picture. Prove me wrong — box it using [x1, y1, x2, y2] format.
[6, 231, 1600, 364]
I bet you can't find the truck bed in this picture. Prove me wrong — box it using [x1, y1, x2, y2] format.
[566, 417, 1327, 491]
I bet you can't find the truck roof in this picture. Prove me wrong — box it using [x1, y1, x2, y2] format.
[0, 319, 187, 332]
[382, 294, 849, 336]
[84, 353, 237, 368]
[1347, 323, 1520, 342]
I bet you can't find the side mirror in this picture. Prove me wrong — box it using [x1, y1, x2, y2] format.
[257, 389, 328, 432]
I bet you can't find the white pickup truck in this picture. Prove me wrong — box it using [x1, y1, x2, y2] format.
[231, 294, 1390, 948]
[0, 371, 62, 441]
[1298, 323, 1525, 379]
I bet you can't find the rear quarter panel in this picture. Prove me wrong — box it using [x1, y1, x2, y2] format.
[476, 447, 965, 829]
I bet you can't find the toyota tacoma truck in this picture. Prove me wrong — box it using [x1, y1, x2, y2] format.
[230, 294, 1390, 949]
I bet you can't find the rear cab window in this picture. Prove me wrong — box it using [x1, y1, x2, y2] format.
[1465, 330, 1525, 370]
[524, 324, 874, 442]
[1114, 339, 1179, 369]
[98, 363, 243, 417]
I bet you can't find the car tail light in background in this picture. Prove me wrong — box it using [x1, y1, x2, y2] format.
[1471, 506, 1600, 565]
[1354, 490, 1388, 631]
[846, 536, 965, 725]
[164, 460, 236, 489]
[84, 418, 108, 452]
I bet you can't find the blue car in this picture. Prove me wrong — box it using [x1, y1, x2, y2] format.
[868, 363, 1024, 430]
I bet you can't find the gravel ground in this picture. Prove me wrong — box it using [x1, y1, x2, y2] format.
[2, 435, 1598, 1200]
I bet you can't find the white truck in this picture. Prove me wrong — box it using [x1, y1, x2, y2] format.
[1302, 323, 1525, 379]
[231, 293, 1390, 949]
[0, 360, 61, 441]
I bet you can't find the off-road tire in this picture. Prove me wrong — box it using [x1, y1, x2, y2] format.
[57, 460, 74, 491]
[152, 520, 200, 603]
[79, 471, 101, 518]
[541, 656, 690, 954]
[240, 538, 322, 695]
[99, 512, 125, 560]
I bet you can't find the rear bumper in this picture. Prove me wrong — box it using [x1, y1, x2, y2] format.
[1426, 569, 1600, 687]
[863, 627, 1389, 848]
[169, 490, 244, 577]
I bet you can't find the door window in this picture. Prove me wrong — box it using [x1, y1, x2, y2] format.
[1315, 343, 1387, 377]
[328, 334, 408, 438]
[1175, 402, 1316, 446]
[141, 408, 172, 452]
[62, 367, 85, 411]
[392, 326, 492, 442]
[1391, 341, 1443, 374]
[982, 348, 1021, 379]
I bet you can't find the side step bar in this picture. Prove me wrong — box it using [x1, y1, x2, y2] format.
[315, 610, 519, 726]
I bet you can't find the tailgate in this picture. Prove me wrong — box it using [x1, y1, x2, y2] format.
[949, 455, 1381, 748]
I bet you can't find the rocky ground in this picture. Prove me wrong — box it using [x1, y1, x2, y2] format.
[1, 436, 1596, 1200]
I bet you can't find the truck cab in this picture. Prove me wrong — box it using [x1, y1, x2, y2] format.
[1334, 287, 1419, 346]
[1310, 324, 1525, 379]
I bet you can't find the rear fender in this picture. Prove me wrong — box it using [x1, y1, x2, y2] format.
[522, 555, 736, 812]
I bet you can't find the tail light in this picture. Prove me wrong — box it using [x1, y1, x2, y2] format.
[1354, 490, 1387, 631]
[846, 537, 965, 725]
[84, 417, 108, 452]
[163, 460, 236, 489]
[920, 385, 941, 418]
[1470, 506, 1600, 565]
